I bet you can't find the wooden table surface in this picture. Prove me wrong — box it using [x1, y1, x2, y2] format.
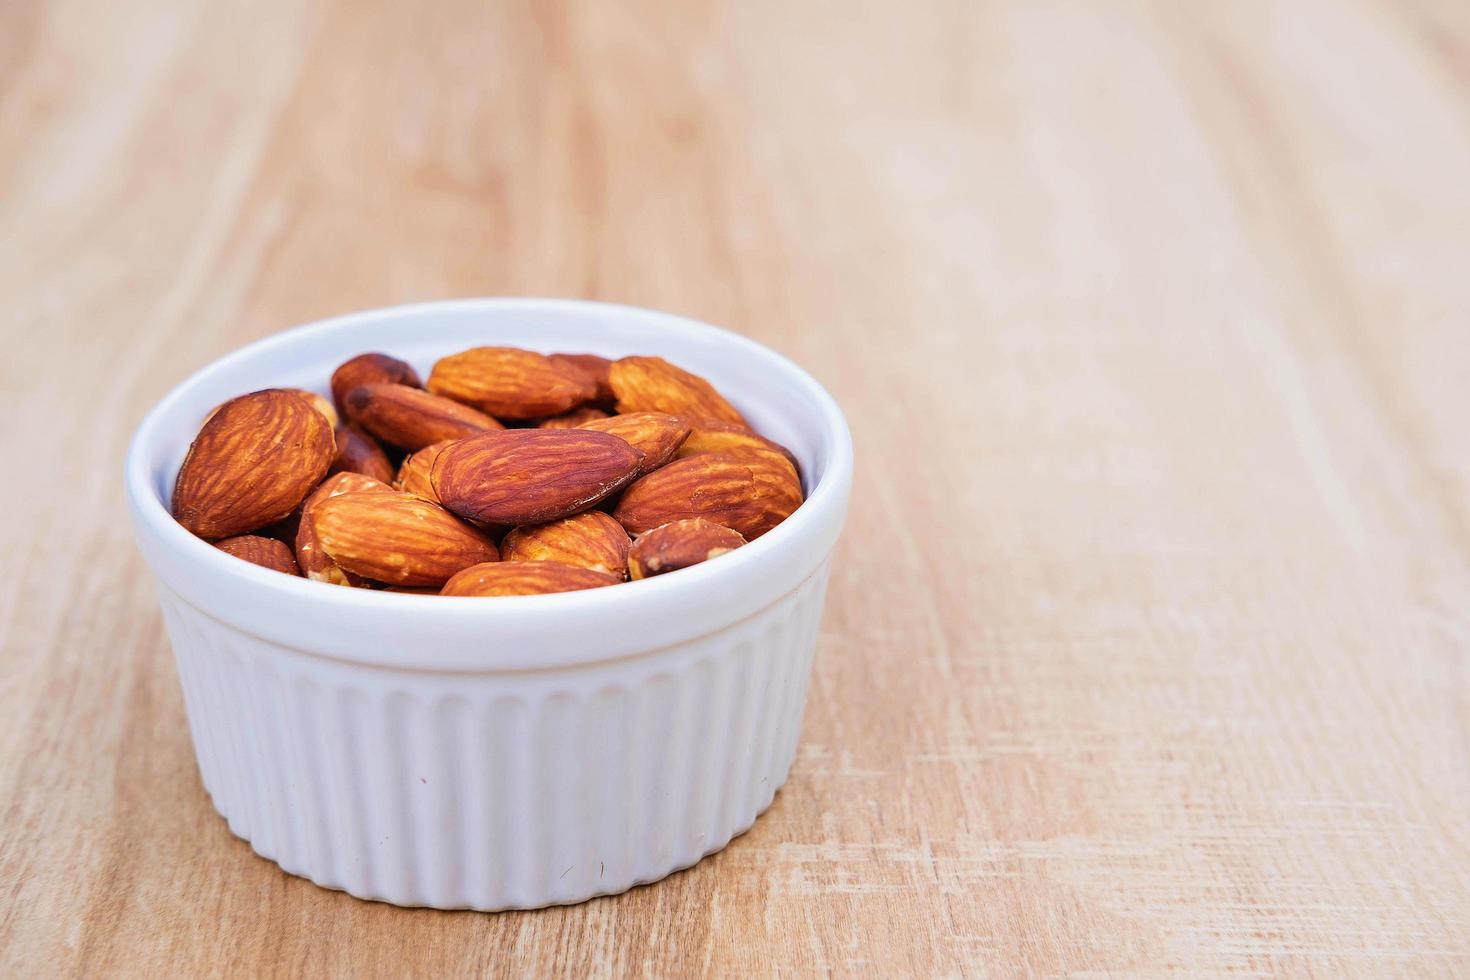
[4, 0, 1470, 975]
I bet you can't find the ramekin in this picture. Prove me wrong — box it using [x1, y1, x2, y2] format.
[125, 299, 853, 910]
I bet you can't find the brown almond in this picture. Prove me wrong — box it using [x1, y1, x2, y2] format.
[173, 389, 335, 540]
[394, 440, 454, 503]
[500, 511, 631, 578]
[295, 472, 395, 586]
[576, 412, 690, 475]
[314, 490, 498, 587]
[538, 406, 611, 429]
[287, 389, 339, 428]
[214, 535, 302, 576]
[427, 347, 596, 420]
[331, 352, 422, 415]
[613, 451, 799, 540]
[345, 383, 502, 451]
[608, 356, 745, 426]
[431, 429, 642, 526]
[441, 561, 619, 597]
[330, 424, 395, 483]
[627, 519, 745, 580]
[677, 419, 800, 472]
[549, 353, 615, 404]
[722, 445, 804, 518]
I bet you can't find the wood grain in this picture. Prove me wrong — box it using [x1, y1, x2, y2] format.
[3, 0, 1470, 974]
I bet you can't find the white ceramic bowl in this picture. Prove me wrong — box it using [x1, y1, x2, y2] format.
[125, 299, 853, 910]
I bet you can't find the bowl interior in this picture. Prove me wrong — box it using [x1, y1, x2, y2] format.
[126, 300, 852, 670]
[139, 300, 835, 508]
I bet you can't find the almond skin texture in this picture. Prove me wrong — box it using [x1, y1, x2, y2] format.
[289, 389, 339, 428]
[295, 472, 395, 586]
[314, 490, 498, 587]
[427, 347, 597, 420]
[173, 389, 335, 540]
[441, 561, 618, 597]
[330, 424, 395, 483]
[576, 412, 691, 475]
[214, 535, 302, 576]
[677, 419, 800, 472]
[500, 511, 631, 578]
[613, 451, 799, 540]
[608, 356, 746, 426]
[721, 445, 804, 518]
[549, 353, 615, 405]
[627, 519, 745, 580]
[394, 440, 454, 503]
[345, 383, 502, 451]
[431, 429, 643, 526]
[538, 406, 610, 429]
[332, 352, 422, 415]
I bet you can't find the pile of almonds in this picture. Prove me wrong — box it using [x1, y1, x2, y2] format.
[172, 348, 803, 596]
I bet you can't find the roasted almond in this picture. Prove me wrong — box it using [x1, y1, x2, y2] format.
[608, 356, 745, 426]
[173, 389, 335, 540]
[677, 419, 800, 472]
[288, 388, 339, 428]
[627, 519, 745, 579]
[330, 424, 395, 483]
[214, 535, 302, 576]
[315, 490, 498, 587]
[500, 511, 631, 578]
[721, 445, 804, 517]
[345, 383, 502, 451]
[394, 439, 454, 503]
[576, 412, 690, 475]
[427, 347, 597, 420]
[431, 429, 642, 526]
[538, 406, 610, 429]
[295, 472, 395, 586]
[331, 352, 422, 415]
[613, 451, 799, 540]
[549, 353, 615, 405]
[441, 560, 619, 597]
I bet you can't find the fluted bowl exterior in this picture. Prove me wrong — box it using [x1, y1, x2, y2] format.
[125, 299, 853, 910]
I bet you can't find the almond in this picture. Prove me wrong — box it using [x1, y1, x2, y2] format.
[538, 406, 610, 429]
[677, 419, 800, 472]
[288, 389, 339, 428]
[214, 535, 302, 576]
[576, 412, 690, 475]
[427, 347, 596, 419]
[394, 439, 454, 503]
[627, 519, 745, 579]
[173, 389, 335, 540]
[608, 356, 745, 426]
[330, 424, 394, 483]
[295, 472, 395, 586]
[331, 352, 422, 415]
[431, 429, 642, 526]
[345, 383, 502, 450]
[722, 445, 804, 515]
[314, 490, 498, 587]
[612, 451, 799, 540]
[500, 511, 631, 578]
[549, 353, 615, 405]
[441, 560, 619, 597]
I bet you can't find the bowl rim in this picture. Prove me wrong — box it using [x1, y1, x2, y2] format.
[125, 298, 853, 671]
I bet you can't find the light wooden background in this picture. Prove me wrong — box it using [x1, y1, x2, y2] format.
[3, 0, 1469, 975]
